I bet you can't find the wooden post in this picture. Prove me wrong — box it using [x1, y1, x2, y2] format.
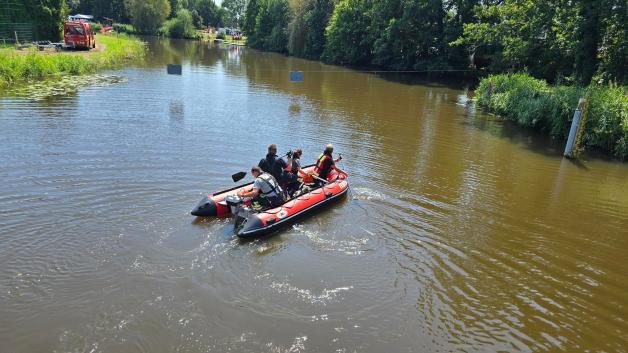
[14, 31, 19, 46]
[564, 98, 586, 158]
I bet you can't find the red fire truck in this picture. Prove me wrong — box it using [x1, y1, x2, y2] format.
[63, 21, 95, 50]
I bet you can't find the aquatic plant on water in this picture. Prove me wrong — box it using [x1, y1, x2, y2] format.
[7, 74, 128, 101]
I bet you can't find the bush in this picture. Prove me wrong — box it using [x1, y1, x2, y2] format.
[477, 73, 628, 159]
[90, 22, 103, 32]
[160, 9, 200, 39]
[113, 23, 136, 34]
[126, 0, 171, 34]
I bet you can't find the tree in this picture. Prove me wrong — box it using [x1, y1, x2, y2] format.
[247, 0, 289, 52]
[288, 0, 311, 57]
[25, 0, 69, 41]
[192, 0, 222, 27]
[126, 0, 171, 34]
[372, 0, 447, 70]
[222, 0, 246, 28]
[304, 0, 334, 58]
[167, 8, 196, 38]
[451, 0, 626, 84]
[69, 0, 129, 22]
[452, 0, 581, 81]
[243, 0, 259, 35]
[575, 0, 601, 85]
[597, 0, 627, 83]
[288, 0, 334, 59]
[322, 0, 372, 65]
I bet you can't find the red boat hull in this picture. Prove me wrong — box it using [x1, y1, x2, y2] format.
[191, 166, 349, 238]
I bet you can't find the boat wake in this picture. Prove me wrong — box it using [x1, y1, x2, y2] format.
[351, 187, 385, 201]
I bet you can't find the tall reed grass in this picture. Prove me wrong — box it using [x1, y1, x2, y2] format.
[477, 73, 628, 159]
[0, 34, 145, 86]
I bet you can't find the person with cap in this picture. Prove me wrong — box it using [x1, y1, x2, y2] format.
[237, 166, 285, 209]
[311, 144, 347, 186]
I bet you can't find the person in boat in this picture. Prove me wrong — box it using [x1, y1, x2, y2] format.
[284, 148, 308, 196]
[311, 144, 347, 186]
[237, 166, 285, 209]
[258, 144, 293, 182]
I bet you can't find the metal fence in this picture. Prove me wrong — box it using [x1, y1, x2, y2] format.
[0, 0, 35, 43]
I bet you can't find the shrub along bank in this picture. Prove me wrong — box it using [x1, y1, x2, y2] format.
[0, 34, 145, 86]
[477, 74, 628, 159]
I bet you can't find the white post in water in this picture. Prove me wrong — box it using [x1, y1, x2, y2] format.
[564, 98, 586, 158]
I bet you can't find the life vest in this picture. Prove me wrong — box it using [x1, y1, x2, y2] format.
[314, 153, 333, 179]
[257, 173, 284, 200]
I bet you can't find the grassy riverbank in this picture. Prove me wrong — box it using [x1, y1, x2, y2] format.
[477, 74, 628, 159]
[0, 34, 145, 87]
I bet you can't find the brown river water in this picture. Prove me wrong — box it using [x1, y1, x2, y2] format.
[1, 37, 627, 352]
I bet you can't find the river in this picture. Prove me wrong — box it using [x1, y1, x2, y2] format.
[1, 37, 627, 352]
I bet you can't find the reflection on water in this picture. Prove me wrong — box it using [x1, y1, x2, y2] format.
[1, 37, 627, 353]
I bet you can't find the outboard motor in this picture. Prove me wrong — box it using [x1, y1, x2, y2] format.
[225, 195, 243, 214]
[225, 195, 252, 232]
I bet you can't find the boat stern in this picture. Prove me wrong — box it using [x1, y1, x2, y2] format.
[236, 215, 265, 239]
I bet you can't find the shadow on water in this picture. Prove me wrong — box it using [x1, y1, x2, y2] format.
[464, 113, 566, 158]
[374, 71, 478, 90]
[467, 113, 610, 166]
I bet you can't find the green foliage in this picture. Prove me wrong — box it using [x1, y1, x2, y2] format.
[113, 23, 135, 33]
[243, 0, 259, 35]
[585, 85, 628, 158]
[288, 0, 334, 59]
[372, 0, 447, 70]
[247, 0, 289, 53]
[126, 0, 171, 34]
[161, 9, 199, 38]
[89, 22, 103, 32]
[69, 0, 129, 22]
[0, 34, 145, 86]
[477, 74, 628, 159]
[192, 0, 223, 28]
[222, 0, 246, 28]
[454, 0, 627, 85]
[321, 0, 372, 65]
[4, 0, 69, 41]
[596, 0, 627, 84]
[287, 0, 309, 57]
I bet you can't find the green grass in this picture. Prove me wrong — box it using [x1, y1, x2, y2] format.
[0, 34, 145, 87]
[477, 73, 628, 159]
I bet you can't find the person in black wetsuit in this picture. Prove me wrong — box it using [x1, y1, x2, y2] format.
[258, 144, 293, 194]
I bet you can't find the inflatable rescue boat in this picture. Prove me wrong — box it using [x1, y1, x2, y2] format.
[191, 165, 349, 239]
